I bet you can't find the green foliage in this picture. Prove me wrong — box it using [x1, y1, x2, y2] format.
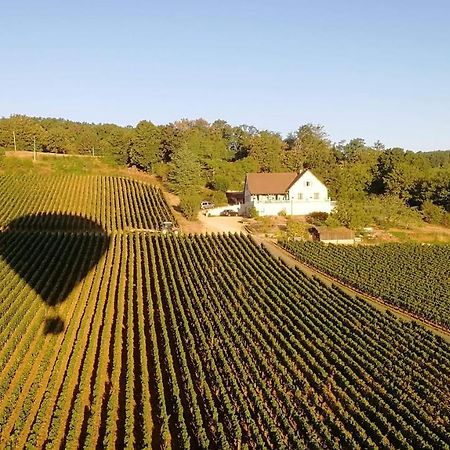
[208, 190, 228, 206]
[209, 174, 230, 191]
[305, 211, 329, 226]
[179, 191, 202, 219]
[284, 124, 338, 183]
[128, 120, 161, 170]
[284, 217, 309, 239]
[247, 206, 258, 218]
[168, 144, 203, 194]
[421, 200, 450, 226]
[1, 115, 449, 220]
[153, 161, 171, 181]
[328, 196, 423, 229]
[244, 131, 284, 172]
[281, 240, 450, 328]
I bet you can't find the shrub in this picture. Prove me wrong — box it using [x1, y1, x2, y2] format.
[285, 217, 310, 239]
[179, 192, 202, 220]
[421, 201, 450, 226]
[248, 206, 258, 218]
[306, 211, 329, 225]
[210, 175, 231, 192]
[153, 162, 170, 181]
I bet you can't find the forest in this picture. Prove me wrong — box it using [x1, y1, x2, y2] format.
[0, 115, 449, 227]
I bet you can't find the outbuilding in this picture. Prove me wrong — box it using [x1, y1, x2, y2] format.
[311, 226, 355, 244]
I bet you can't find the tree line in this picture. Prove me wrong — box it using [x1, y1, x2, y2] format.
[0, 114, 449, 226]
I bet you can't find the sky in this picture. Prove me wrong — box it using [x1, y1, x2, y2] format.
[1, 0, 450, 150]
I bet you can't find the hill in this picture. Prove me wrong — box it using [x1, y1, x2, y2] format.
[0, 174, 175, 232]
[0, 173, 449, 447]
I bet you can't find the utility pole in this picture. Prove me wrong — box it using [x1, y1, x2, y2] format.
[13, 131, 17, 151]
[92, 146, 95, 157]
[33, 136, 37, 162]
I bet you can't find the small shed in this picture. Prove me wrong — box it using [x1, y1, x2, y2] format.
[312, 226, 355, 244]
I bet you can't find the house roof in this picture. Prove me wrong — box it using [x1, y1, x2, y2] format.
[315, 227, 355, 241]
[246, 172, 302, 195]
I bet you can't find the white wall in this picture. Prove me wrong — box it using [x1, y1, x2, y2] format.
[288, 171, 328, 201]
[206, 204, 241, 216]
[250, 199, 334, 216]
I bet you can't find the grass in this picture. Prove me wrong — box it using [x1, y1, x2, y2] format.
[0, 153, 123, 176]
[389, 226, 450, 244]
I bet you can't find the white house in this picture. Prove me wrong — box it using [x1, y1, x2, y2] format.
[242, 170, 335, 216]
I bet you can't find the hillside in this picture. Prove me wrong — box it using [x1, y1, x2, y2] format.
[0, 174, 449, 448]
[280, 241, 450, 330]
[0, 175, 175, 232]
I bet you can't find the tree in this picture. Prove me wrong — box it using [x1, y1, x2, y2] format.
[342, 138, 367, 162]
[284, 124, 338, 182]
[168, 143, 202, 194]
[244, 131, 284, 172]
[128, 121, 161, 170]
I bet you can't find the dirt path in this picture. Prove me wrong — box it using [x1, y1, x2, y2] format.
[195, 213, 247, 234]
[251, 235, 450, 343]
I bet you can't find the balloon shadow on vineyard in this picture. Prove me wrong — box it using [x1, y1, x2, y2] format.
[0, 213, 110, 335]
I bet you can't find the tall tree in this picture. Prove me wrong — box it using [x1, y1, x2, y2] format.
[168, 143, 202, 194]
[284, 124, 338, 182]
[128, 120, 161, 170]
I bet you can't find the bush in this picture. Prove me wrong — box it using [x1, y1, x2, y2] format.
[209, 175, 231, 192]
[285, 217, 310, 239]
[179, 192, 202, 220]
[421, 200, 450, 226]
[248, 206, 258, 218]
[210, 190, 228, 207]
[306, 211, 329, 226]
[327, 196, 423, 229]
[153, 162, 170, 181]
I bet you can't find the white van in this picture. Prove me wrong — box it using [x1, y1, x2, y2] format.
[200, 201, 214, 209]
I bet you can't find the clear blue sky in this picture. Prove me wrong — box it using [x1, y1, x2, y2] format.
[1, 0, 449, 150]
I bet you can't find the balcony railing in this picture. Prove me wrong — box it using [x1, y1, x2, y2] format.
[253, 198, 333, 204]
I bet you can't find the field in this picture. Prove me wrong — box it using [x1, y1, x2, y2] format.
[0, 175, 175, 231]
[0, 176, 450, 448]
[279, 241, 450, 330]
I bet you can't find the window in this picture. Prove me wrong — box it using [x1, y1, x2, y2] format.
[305, 181, 311, 187]
[297, 193, 303, 200]
[313, 192, 320, 200]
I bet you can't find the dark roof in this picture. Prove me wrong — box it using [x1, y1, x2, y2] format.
[246, 172, 302, 195]
[315, 227, 355, 241]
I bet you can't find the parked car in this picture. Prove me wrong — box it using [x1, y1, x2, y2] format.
[200, 201, 214, 209]
[220, 209, 239, 217]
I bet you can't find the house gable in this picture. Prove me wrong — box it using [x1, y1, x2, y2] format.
[288, 170, 328, 201]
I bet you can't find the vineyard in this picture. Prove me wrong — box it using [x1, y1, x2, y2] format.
[0, 175, 175, 231]
[0, 228, 449, 448]
[279, 241, 450, 330]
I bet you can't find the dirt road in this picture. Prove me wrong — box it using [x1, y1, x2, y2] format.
[195, 213, 247, 234]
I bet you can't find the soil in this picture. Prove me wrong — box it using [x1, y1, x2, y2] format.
[195, 213, 247, 234]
